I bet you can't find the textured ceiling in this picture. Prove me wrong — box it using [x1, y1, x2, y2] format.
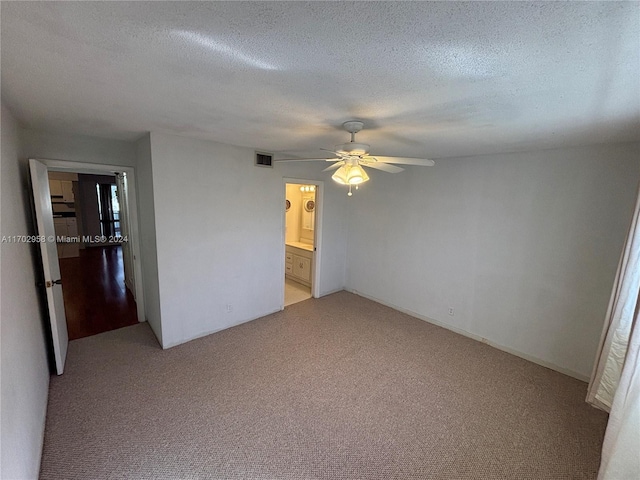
[2, 1, 639, 159]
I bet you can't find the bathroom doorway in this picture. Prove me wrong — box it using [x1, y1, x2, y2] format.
[284, 182, 318, 306]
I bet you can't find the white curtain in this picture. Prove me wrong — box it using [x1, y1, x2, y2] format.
[587, 185, 640, 479]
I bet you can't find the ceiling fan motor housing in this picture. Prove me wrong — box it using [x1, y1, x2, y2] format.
[342, 121, 364, 133]
[335, 142, 370, 156]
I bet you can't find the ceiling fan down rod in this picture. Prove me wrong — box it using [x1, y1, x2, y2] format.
[343, 121, 364, 143]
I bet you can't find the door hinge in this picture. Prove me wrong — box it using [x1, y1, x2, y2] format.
[45, 279, 62, 288]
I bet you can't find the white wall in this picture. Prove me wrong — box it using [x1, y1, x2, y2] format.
[1, 105, 50, 479]
[20, 128, 137, 167]
[147, 133, 347, 348]
[346, 143, 640, 379]
[135, 133, 163, 344]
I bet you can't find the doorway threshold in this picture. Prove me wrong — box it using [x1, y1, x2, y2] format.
[284, 278, 311, 306]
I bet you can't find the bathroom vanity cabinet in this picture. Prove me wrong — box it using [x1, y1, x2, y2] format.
[285, 243, 313, 287]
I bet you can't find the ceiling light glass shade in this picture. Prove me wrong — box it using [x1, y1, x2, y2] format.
[348, 164, 369, 184]
[331, 165, 349, 185]
[331, 164, 369, 185]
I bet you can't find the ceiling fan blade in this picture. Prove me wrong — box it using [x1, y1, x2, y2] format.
[322, 161, 344, 172]
[362, 162, 404, 173]
[370, 156, 435, 166]
[275, 158, 339, 163]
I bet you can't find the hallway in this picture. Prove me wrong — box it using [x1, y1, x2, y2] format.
[59, 246, 138, 340]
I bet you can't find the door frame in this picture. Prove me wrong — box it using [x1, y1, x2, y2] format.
[115, 173, 136, 295]
[283, 178, 323, 304]
[31, 158, 146, 324]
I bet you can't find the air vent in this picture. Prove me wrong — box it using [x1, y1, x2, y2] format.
[255, 152, 273, 167]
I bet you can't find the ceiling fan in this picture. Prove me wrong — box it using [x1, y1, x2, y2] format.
[276, 121, 435, 195]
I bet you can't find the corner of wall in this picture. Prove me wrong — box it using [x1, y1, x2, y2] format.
[134, 132, 163, 346]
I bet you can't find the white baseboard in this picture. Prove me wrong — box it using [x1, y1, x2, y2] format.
[316, 286, 346, 298]
[161, 307, 283, 350]
[346, 288, 589, 382]
[167, 286, 347, 348]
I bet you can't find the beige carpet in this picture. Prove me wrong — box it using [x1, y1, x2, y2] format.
[39, 291, 608, 479]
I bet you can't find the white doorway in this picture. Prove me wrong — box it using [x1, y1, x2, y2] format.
[283, 180, 322, 307]
[30, 158, 145, 374]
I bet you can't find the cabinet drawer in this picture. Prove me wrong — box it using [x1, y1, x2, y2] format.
[285, 264, 293, 274]
[285, 252, 293, 263]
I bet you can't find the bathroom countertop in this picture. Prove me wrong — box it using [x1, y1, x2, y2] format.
[286, 241, 314, 252]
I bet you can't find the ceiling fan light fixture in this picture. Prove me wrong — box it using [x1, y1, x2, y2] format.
[332, 164, 369, 186]
[278, 120, 433, 197]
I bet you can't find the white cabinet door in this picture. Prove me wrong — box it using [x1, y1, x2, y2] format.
[53, 218, 67, 259]
[53, 218, 67, 237]
[61, 181, 74, 202]
[65, 218, 79, 257]
[300, 256, 311, 282]
[49, 179, 63, 197]
[293, 254, 311, 282]
[66, 218, 78, 236]
[53, 218, 79, 258]
[292, 254, 303, 279]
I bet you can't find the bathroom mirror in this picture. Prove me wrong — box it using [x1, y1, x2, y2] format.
[301, 194, 315, 231]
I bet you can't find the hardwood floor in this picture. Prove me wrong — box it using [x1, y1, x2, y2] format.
[59, 246, 138, 340]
